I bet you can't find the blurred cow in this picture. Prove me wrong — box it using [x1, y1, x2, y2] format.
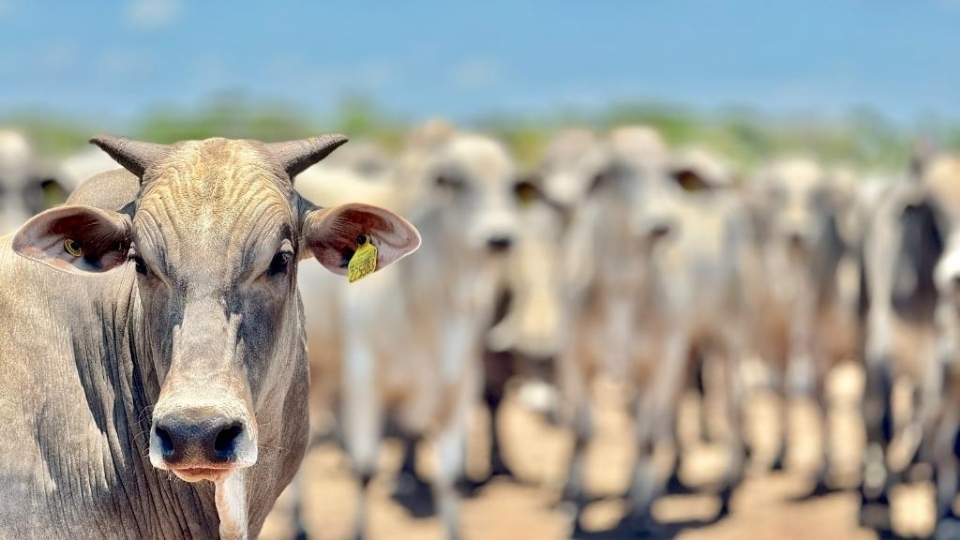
[541, 129, 756, 531]
[858, 154, 960, 537]
[0, 130, 62, 233]
[293, 124, 526, 540]
[748, 157, 861, 493]
[56, 145, 123, 193]
[927, 156, 960, 537]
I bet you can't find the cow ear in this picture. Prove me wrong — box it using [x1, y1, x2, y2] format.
[302, 202, 420, 276]
[12, 205, 132, 274]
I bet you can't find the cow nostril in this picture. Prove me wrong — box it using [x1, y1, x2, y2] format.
[213, 422, 244, 457]
[487, 236, 513, 253]
[154, 425, 175, 458]
[787, 231, 807, 248]
[648, 224, 672, 239]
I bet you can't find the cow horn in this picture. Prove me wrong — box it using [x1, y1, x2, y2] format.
[265, 135, 349, 179]
[90, 136, 170, 179]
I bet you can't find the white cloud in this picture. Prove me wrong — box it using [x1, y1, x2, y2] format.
[450, 58, 501, 90]
[126, 0, 182, 28]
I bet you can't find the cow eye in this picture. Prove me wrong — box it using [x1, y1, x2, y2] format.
[267, 250, 294, 277]
[436, 174, 466, 191]
[129, 253, 148, 276]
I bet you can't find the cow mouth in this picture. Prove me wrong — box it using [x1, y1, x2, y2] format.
[169, 466, 234, 482]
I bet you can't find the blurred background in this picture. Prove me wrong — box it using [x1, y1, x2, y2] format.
[4, 1, 960, 539]
[2, 0, 959, 167]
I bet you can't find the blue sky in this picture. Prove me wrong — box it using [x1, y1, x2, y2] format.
[1, 0, 958, 125]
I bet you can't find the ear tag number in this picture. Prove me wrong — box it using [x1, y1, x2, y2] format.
[347, 235, 378, 283]
[64, 239, 83, 257]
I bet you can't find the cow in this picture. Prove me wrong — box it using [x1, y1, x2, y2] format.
[857, 154, 960, 537]
[539, 127, 753, 533]
[290, 125, 525, 540]
[0, 129, 64, 234]
[748, 157, 860, 494]
[0, 135, 420, 540]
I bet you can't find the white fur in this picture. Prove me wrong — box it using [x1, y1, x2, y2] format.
[215, 471, 248, 540]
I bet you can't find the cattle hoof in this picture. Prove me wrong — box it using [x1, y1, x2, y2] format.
[620, 511, 661, 537]
[770, 450, 787, 472]
[392, 472, 436, 518]
[791, 478, 833, 502]
[716, 486, 736, 521]
[858, 501, 892, 535]
[664, 470, 695, 495]
[455, 476, 489, 498]
[490, 456, 517, 480]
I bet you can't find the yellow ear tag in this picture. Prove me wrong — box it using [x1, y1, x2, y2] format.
[347, 235, 378, 283]
[63, 239, 83, 257]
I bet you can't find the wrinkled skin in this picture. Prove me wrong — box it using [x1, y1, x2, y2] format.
[0, 135, 419, 540]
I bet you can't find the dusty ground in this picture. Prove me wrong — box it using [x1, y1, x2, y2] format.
[260, 362, 934, 539]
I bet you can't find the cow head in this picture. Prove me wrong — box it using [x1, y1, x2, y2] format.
[12, 135, 420, 483]
[429, 133, 526, 256]
[750, 157, 853, 261]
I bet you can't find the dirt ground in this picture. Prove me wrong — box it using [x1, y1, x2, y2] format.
[260, 362, 934, 540]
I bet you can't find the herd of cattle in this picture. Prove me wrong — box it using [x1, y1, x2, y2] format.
[1, 122, 960, 539]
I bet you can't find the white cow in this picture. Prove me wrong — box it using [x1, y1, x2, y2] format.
[293, 124, 526, 540]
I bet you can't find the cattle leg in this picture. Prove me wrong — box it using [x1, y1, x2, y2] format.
[557, 346, 594, 518]
[392, 435, 435, 517]
[858, 360, 896, 532]
[625, 333, 687, 532]
[718, 346, 747, 518]
[342, 323, 382, 540]
[809, 376, 834, 496]
[435, 401, 472, 540]
[290, 472, 309, 540]
[483, 350, 516, 480]
[666, 348, 707, 495]
[934, 409, 960, 539]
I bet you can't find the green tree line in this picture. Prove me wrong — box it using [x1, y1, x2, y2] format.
[5, 92, 959, 174]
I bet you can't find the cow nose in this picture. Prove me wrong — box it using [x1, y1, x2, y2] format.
[648, 223, 672, 239]
[786, 229, 809, 250]
[486, 235, 513, 253]
[153, 412, 246, 465]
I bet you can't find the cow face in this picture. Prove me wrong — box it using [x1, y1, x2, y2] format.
[753, 158, 851, 261]
[430, 134, 524, 256]
[12, 136, 420, 483]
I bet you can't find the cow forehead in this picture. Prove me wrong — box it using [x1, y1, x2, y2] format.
[135, 139, 296, 260]
[770, 159, 824, 192]
[441, 136, 515, 186]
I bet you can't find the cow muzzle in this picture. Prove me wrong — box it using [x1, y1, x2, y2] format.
[150, 405, 258, 482]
